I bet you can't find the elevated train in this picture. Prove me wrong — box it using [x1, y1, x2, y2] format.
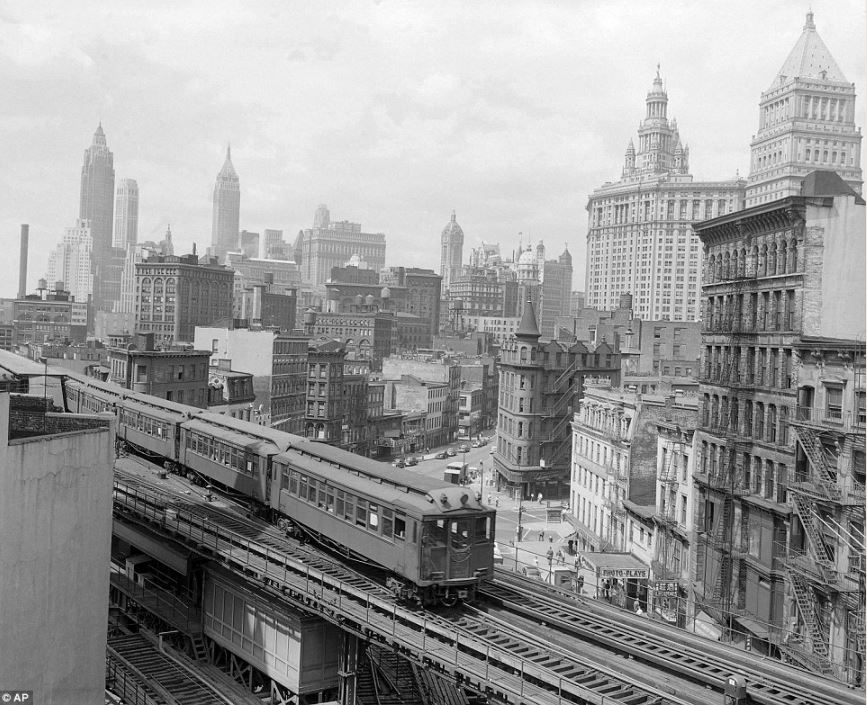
[65, 374, 495, 606]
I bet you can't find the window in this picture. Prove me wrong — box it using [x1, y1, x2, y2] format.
[856, 391, 865, 427]
[826, 386, 843, 421]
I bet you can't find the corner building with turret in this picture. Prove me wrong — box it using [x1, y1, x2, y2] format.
[585, 70, 746, 321]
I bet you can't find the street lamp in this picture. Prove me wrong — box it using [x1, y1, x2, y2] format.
[547, 547, 554, 583]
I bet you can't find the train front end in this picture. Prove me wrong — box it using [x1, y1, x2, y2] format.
[418, 487, 496, 606]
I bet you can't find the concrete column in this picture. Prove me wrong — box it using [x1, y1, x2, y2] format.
[337, 631, 359, 705]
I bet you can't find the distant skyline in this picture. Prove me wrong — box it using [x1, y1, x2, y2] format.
[2, 1, 864, 297]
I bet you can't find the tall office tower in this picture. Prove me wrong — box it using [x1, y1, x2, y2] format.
[113, 178, 139, 248]
[440, 210, 464, 293]
[45, 220, 94, 305]
[746, 12, 863, 207]
[293, 205, 387, 288]
[211, 145, 240, 260]
[539, 247, 573, 338]
[79, 123, 115, 258]
[585, 70, 745, 321]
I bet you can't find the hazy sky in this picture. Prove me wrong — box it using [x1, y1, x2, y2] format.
[2, 0, 864, 297]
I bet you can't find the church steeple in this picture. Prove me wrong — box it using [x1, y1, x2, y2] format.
[515, 299, 540, 341]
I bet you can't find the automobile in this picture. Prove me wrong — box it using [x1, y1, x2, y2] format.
[522, 565, 542, 580]
[434, 451, 448, 459]
[446, 448, 456, 457]
[471, 440, 480, 448]
[493, 542, 503, 565]
[405, 456, 418, 466]
[393, 458, 406, 468]
[459, 444, 470, 453]
[489, 446, 495, 454]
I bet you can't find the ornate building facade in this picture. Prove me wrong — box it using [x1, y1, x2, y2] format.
[584, 71, 745, 321]
[746, 12, 863, 207]
[79, 124, 115, 258]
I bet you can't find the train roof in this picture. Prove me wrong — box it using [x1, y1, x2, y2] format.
[187, 411, 295, 453]
[125, 390, 196, 416]
[65, 372, 129, 399]
[121, 396, 191, 421]
[184, 417, 288, 455]
[278, 442, 488, 515]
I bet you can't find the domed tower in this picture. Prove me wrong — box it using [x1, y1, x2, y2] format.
[440, 210, 464, 293]
[517, 247, 539, 283]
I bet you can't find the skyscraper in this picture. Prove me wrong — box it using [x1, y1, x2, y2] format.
[79, 123, 115, 258]
[113, 178, 139, 249]
[440, 211, 464, 293]
[211, 145, 240, 260]
[45, 220, 94, 305]
[584, 70, 745, 321]
[745, 12, 863, 206]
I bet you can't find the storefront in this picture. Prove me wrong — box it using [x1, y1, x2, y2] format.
[581, 552, 649, 610]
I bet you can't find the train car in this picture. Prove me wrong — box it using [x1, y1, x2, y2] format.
[65, 374, 128, 414]
[272, 442, 496, 606]
[178, 411, 295, 503]
[116, 395, 190, 463]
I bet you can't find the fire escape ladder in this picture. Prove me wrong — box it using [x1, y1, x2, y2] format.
[711, 498, 733, 602]
[792, 494, 838, 584]
[787, 566, 832, 666]
[792, 425, 838, 498]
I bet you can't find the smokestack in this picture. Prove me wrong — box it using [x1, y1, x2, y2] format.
[18, 224, 29, 299]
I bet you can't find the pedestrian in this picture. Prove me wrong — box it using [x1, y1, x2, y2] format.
[487, 494, 492, 504]
[576, 575, 584, 594]
[534, 556, 539, 569]
[538, 530, 544, 542]
[537, 492, 543, 504]
[495, 497, 500, 507]
[556, 550, 564, 565]
[634, 602, 644, 617]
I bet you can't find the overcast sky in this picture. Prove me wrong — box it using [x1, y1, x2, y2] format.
[2, 0, 864, 297]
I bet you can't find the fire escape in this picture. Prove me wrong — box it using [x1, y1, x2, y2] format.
[784, 364, 866, 678]
[653, 444, 681, 581]
[696, 271, 754, 626]
[539, 358, 580, 471]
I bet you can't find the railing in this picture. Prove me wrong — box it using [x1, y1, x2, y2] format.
[793, 405, 864, 431]
[110, 570, 200, 633]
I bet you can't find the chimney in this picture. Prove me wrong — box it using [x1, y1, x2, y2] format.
[18, 224, 29, 298]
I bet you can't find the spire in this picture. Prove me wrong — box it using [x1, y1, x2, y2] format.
[217, 144, 238, 180]
[92, 123, 106, 147]
[773, 10, 847, 86]
[451, 210, 456, 222]
[625, 139, 635, 154]
[515, 299, 540, 341]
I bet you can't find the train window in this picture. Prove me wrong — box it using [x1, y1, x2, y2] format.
[450, 519, 471, 549]
[368, 503, 379, 532]
[336, 490, 345, 517]
[344, 494, 355, 521]
[288, 470, 297, 494]
[317, 482, 327, 508]
[413, 521, 417, 543]
[475, 517, 491, 542]
[326, 488, 335, 513]
[394, 515, 406, 540]
[355, 499, 368, 528]
[381, 508, 393, 539]
[299, 475, 309, 500]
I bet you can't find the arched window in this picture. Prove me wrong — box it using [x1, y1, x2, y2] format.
[790, 239, 798, 272]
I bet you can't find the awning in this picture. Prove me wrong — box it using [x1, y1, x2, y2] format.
[581, 552, 649, 580]
[734, 614, 771, 640]
[691, 610, 723, 641]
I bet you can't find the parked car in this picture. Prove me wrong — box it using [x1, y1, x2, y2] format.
[393, 458, 406, 468]
[446, 448, 456, 457]
[471, 440, 480, 448]
[522, 565, 542, 580]
[434, 451, 449, 459]
[459, 444, 470, 453]
[405, 456, 418, 466]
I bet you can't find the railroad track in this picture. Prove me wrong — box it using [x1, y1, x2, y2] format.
[482, 571, 862, 705]
[113, 470, 697, 704]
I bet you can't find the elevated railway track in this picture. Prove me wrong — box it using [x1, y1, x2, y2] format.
[113, 462, 863, 705]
